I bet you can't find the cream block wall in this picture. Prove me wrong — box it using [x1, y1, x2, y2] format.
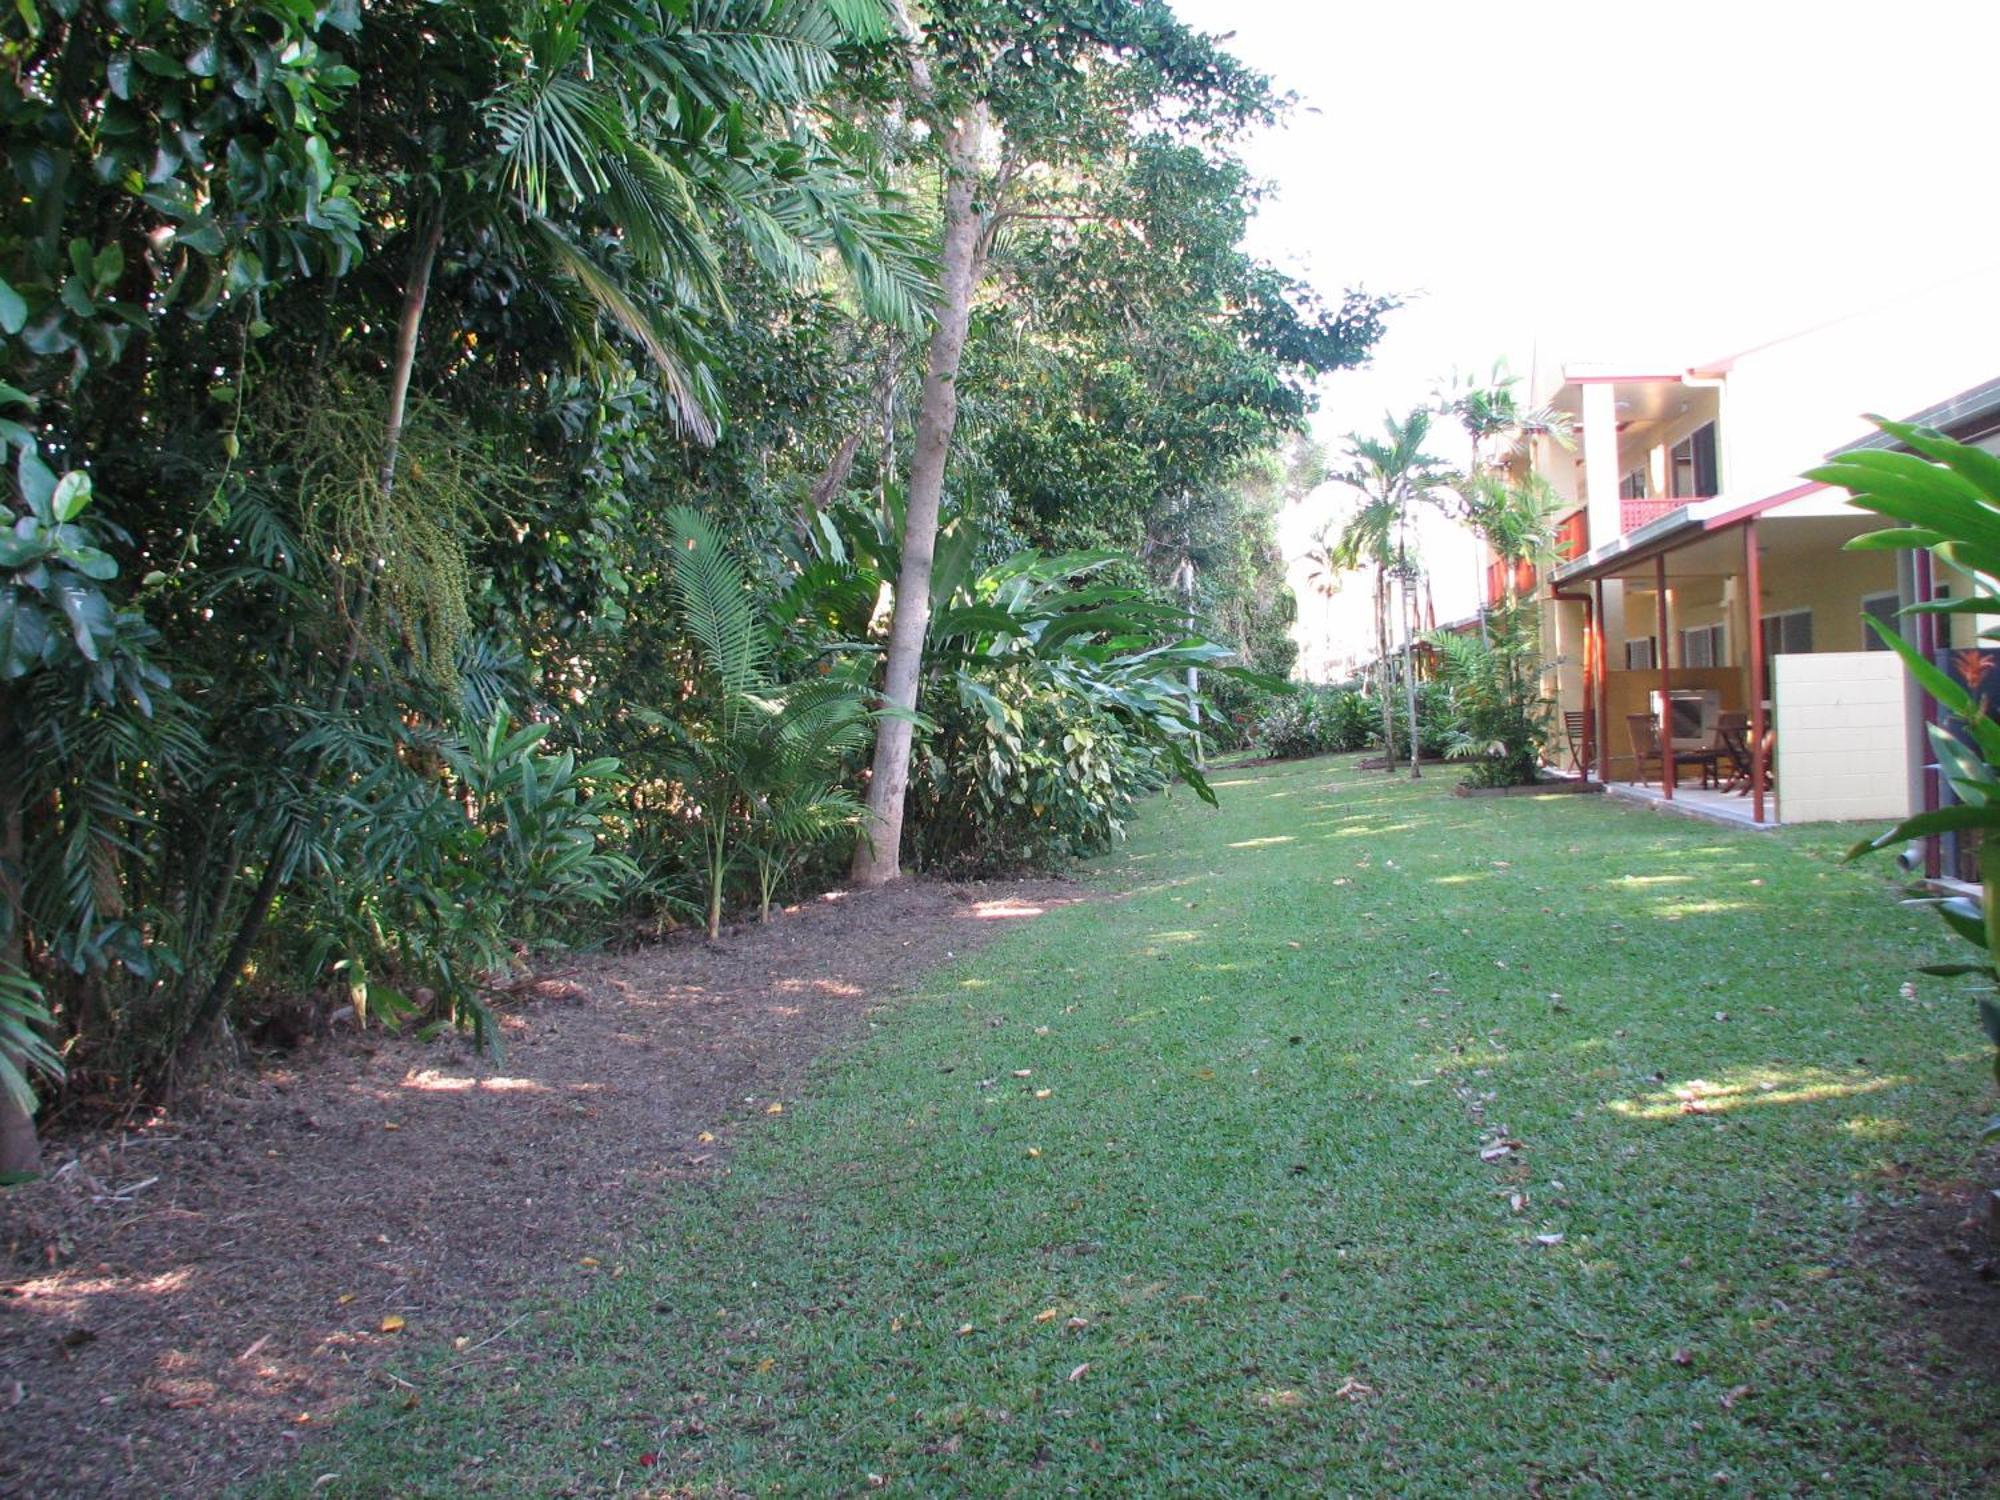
[1774, 652, 1916, 825]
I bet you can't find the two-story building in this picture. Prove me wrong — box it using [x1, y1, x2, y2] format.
[1492, 270, 2000, 828]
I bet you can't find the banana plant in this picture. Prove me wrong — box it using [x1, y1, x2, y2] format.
[1808, 418, 2000, 1134]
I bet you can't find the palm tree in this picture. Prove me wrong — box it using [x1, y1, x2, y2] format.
[1329, 411, 1453, 777]
[1438, 362, 1574, 639]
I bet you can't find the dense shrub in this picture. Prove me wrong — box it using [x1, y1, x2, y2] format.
[1253, 685, 1375, 759]
[1428, 615, 1550, 788]
[909, 666, 1169, 874]
[1383, 679, 1462, 762]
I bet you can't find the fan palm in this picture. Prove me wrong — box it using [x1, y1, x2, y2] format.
[649, 507, 874, 938]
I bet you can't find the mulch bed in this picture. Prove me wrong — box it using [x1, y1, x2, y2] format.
[1854, 1170, 2000, 1391]
[0, 877, 1079, 1499]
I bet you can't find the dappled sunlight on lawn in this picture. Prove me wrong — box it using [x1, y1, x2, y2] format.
[1605, 1065, 1909, 1121]
[1609, 874, 1696, 887]
[1649, 897, 1758, 919]
[1146, 929, 1204, 944]
[1227, 835, 1295, 849]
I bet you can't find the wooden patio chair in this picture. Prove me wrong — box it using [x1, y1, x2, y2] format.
[1627, 711, 1723, 789]
[1626, 713, 1663, 785]
[1562, 710, 1588, 775]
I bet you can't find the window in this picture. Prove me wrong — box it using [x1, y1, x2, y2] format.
[1861, 591, 1899, 649]
[1670, 422, 1720, 498]
[1680, 623, 1726, 668]
[1619, 469, 1648, 500]
[1760, 609, 1813, 658]
[1625, 636, 1658, 671]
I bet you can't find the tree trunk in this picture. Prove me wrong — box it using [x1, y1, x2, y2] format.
[175, 211, 443, 1066]
[0, 688, 40, 1175]
[1403, 576, 1422, 779]
[850, 107, 990, 887]
[1374, 569, 1394, 766]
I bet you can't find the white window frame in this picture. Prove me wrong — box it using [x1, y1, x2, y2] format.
[1624, 635, 1658, 671]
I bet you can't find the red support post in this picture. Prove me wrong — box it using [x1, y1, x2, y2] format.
[1592, 578, 1609, 782]
[1581, 592, 1596, 781]
[1655, 553, 1676, 798]
[1745, 519, 1767, 824]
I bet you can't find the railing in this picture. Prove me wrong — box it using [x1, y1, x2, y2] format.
[1554, 508, 1588, 562]
[1620, 495, 1704, 532]
[1485, 556, 1537, 605]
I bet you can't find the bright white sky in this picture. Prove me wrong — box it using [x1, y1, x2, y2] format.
[1168, 0, 2000, 671]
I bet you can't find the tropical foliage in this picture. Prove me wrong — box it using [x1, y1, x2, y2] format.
[0, 0, 1381, 1166]
[1809, 419, 2000, 1132]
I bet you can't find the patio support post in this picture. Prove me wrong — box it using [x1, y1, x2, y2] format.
[1745, 518, 1767, 824]
[1581, 592, 1596, 782]
[1655, 553, 1676, 798]
[1592, 578, 1608, 781]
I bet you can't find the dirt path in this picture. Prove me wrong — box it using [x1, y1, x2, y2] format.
[0, 878, 1078, 1498]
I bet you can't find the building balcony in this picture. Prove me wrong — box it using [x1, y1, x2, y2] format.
[1485, 556, 1537, 606]
[1554, 508, 1588, 561]
[1620, 495, 1699, 532]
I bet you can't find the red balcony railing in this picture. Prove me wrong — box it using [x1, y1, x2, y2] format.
[1485, 556, 1537, 605]
[1554, 508, 1588, 562]
[1619, 495, 1700, 532]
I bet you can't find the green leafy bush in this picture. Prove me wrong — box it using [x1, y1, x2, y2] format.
[1253, 685, 1373, 759]
[290, 710, 635, 1048]
[1429, 613, 1550, 788]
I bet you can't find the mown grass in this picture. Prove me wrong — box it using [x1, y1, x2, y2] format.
[267, 756, 1998, 1496]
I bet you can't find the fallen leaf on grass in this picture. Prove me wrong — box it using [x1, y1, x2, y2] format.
[1025, 1147, 1041, 1158]
[1508, 1194, 1526, 1214]
[1671, 1348, 1694, 1366]
[1333, 1378, 1373, 1402]
[1065, 1317, 1089, 1331]
[955, 1324, 977, 1336]
[1034, 1088, 1052, 1100]
[1721, 1384, 1752, 1409]
[755, 1357, 775, 1373]
[379, 1315, 405, 1334]
[336, 1293, 357, 1306]
[1534, 1234, 1564, 1247]
[1252, 1388, 1305, 1410]
[1068, 1363, 1091, 1383]
[1013, 1069, 1033, 1079]
[1034, 1308, 1061, 1324]
[697, 1131, 716, 1144]
[578, 1256, 600, 1269]
[765, 1102, 784, 1115]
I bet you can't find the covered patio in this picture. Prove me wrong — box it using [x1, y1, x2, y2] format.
[1544, 486, 1921, 830]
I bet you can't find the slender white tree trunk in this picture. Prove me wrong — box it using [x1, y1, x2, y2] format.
[1374, 569, 1394, 764]
[1403, 576, 1422, 779]
[851, 107, 990, 886]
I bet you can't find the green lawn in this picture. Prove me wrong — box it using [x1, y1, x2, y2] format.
[270, 756, 1998, 1496]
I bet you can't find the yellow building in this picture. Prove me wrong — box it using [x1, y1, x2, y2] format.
[1505, 277, 2000, 829]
